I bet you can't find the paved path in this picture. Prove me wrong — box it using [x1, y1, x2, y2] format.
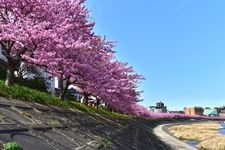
[153, 124, 198, 150]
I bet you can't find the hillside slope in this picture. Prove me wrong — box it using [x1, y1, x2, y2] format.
[0, 97, 170, 150]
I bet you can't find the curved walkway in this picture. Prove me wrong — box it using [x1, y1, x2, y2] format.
[153, 124, 198, 150]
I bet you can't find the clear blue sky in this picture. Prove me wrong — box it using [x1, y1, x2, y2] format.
[85, 0, 225, 110]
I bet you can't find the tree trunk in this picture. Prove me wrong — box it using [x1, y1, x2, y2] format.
[96, 99, 100, 109]
[58, 75, 64, 94]
[82, 93, 90, 105]
[5, 61, 15, 86]
[84, 94, 89, 105]
[59, 80, 70, 100]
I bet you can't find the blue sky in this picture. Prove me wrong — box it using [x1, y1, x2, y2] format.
[85, 0, 225, 110]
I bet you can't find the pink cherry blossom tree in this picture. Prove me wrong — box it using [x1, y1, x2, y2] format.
[0, 0, 56, 86]
[21, 0, 102, 100]
[0, 0, 148, 118]
[0, 0, 89, 86]
[73, 52, 144, 109]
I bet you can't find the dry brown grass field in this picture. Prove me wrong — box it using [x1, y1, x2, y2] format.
[168, 122, 225, 150]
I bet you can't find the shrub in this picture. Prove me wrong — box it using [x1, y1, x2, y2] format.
[14, 77, 47, 92]
[0, 66, 6, 80]
[3, 142, 22, 150]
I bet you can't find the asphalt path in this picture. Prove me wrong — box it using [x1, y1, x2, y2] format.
[153, 123, 198, 150]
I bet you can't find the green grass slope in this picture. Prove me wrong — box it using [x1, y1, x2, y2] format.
[0, 79, 129, 118]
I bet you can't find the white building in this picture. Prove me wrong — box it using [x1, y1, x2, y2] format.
[149, 101, 167, 113]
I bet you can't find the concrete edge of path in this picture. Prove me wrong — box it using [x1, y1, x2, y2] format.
[153, 124, 198, 150]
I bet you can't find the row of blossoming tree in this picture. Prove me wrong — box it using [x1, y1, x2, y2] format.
[0, 0, 146, 115]
[0, 0, 224, 120]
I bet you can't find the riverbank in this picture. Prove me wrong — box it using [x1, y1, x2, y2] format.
[168, 122, 225, 150]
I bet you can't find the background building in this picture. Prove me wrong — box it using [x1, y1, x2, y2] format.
[184, 107, 204, 115]
[67, 86, 84, 101]
[203, 108, 218, 116]
[149, 101, 167, 113]
[214, 106, 225, 117]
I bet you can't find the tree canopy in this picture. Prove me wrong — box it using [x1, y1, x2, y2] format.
[0, 0, 146, 116]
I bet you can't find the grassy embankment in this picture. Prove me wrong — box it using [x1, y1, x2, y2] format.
[169, 122, 225, 150]
[0, 70, 130, 119]
[0, 64, 133, 118]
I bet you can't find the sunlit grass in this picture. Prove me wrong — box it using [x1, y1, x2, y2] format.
[0, 79, 130, 118]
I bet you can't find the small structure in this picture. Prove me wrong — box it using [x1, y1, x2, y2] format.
[214, 106, 225, 117]
[149, 101, 167, 113]
[67, 87, 84, 101]
[203, 108, 218, 117]
[184, 107, 204, 116]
